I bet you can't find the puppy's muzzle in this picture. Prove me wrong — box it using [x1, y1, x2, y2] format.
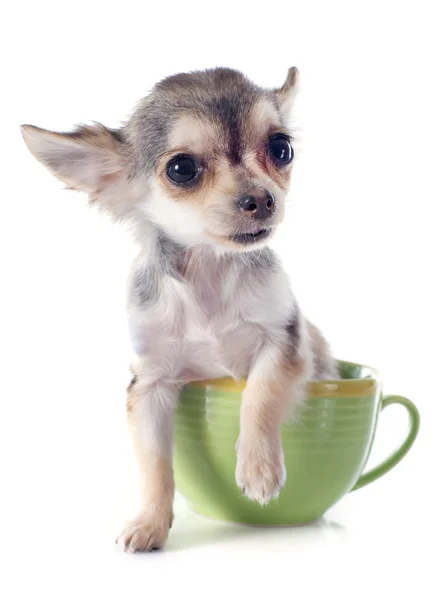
[237, 190, 275, 221]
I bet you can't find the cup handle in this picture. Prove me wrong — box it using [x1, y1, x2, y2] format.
[351, 395, 420, 491]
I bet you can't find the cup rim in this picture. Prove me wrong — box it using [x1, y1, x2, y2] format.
[185, 360, 380, 397]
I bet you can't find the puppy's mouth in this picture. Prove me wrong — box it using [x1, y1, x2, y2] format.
[230, 228, 272, 245]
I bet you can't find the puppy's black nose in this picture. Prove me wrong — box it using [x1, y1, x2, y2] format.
[237, 191, 275, 220]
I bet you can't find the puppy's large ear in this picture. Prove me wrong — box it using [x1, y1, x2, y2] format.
[274, 67, 299, 120]
[21, 123, 126, 195]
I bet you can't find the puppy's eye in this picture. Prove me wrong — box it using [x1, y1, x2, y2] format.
[268, 134, 294, 165]
[166, 155, 199, 184]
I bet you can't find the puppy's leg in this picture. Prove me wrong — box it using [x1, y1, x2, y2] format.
[117, 375, 177, 552]
[307, 320, 339, 380]
[236, 343, 308, 505]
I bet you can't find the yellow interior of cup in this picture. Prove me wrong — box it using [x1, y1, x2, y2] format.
[186, 360, 380, 397]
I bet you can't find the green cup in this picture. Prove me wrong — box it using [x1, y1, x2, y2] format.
[174, 360, 420, 525]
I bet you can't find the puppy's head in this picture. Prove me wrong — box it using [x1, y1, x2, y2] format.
[22, 67, 298, 251]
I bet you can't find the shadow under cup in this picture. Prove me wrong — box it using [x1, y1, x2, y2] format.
[173, 361, 420, 525]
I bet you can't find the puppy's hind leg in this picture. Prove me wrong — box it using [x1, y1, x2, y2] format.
[117, 375, 178, 552]
[306, 320, 339, 380]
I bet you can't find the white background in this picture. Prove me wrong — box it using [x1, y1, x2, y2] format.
[1, 1, 445, 598]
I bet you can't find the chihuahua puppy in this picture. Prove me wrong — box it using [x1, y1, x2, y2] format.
[22, 67, 338, 552]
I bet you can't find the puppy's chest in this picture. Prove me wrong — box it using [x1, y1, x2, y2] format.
[181, 251, 234, 320]
[178, 253, 262, 378]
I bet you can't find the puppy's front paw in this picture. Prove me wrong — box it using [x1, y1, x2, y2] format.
[236, 436, 286, 505]
[116, 510, 173, 552]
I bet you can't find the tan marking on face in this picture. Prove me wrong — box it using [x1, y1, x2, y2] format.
[168, 114, 216, 152]
[157, 145, 240, 216]
[250, 145, 293, 192]
[245, 136, 294, 194]
[157, 151, 218, 202]
[243, 99, 293, 193]
[158, 114, 229, 203]
[243, 145, 290, 192]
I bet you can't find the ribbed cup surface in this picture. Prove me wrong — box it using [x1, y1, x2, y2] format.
[174, 361, 381, 525]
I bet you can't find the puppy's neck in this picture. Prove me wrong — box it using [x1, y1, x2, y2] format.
[138, 225, 273, 280]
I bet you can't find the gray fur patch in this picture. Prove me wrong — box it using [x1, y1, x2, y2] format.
[285, 305, 299, 349]
[130, 230, 184, 306]
[127, 375, 137, 392]
[284, 303, 300, 365]
[131, 263, 160, 305]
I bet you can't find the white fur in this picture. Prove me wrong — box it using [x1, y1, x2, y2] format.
[143, 184, 206, 246]
[128, 245, 297, 385]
